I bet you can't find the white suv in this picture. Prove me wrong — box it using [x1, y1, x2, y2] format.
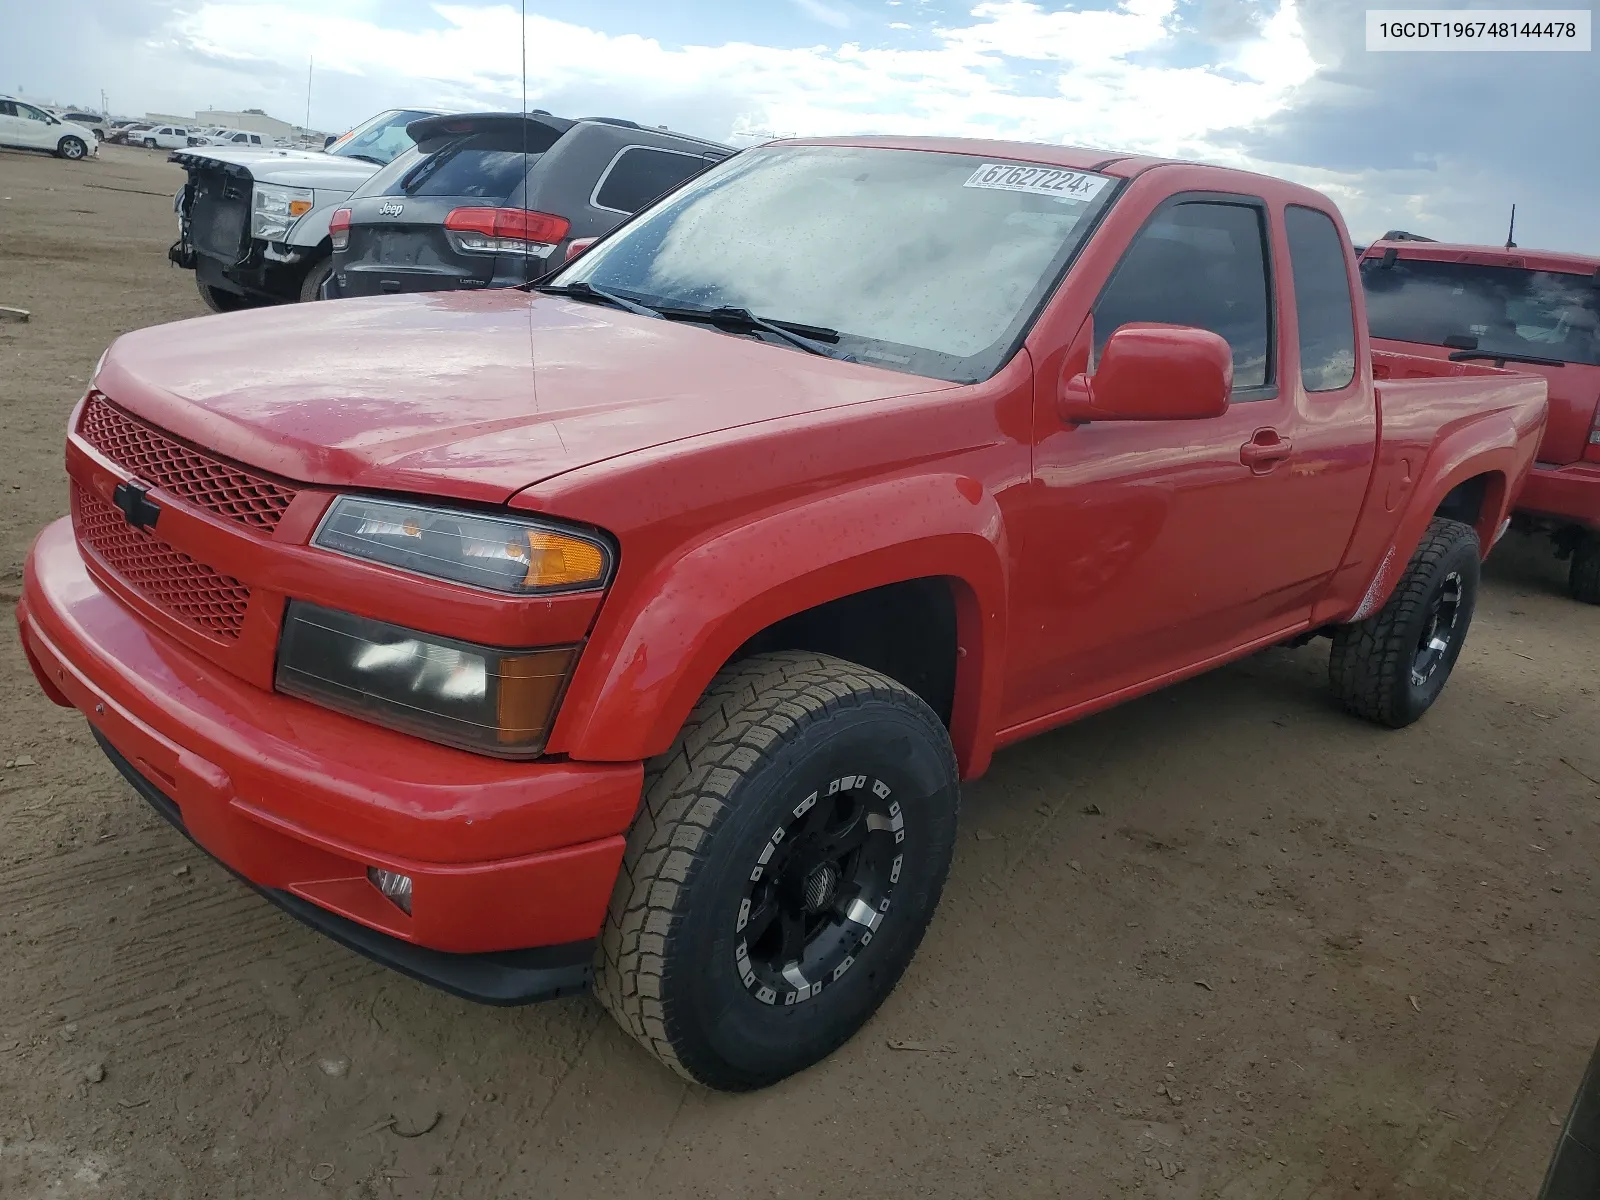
[0, 97, 99, 160]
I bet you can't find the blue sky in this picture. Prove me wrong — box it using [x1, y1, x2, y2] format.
[4, 0, 1596, 252]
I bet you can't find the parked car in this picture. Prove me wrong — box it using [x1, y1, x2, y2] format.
[138, 125, 193, 151]
[106, 123, 151, 146]
[57, 111, 110, 141]
[1361, 239, 1600, 601]
[0, 97, 99, 160]
[325, 112, 732, 299]
[167, 107, 447, 312]
[19, 138, 1546, 1091]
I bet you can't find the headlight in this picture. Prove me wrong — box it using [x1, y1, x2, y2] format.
[312, 497, 612, 594]
[276, 602, 577, 757]
[252, 183, 314, 240]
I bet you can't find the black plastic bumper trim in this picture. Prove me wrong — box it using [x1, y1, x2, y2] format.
[93, 731, 595, 1006]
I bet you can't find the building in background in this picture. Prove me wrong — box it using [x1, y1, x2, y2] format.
[193, 109, 302, 141]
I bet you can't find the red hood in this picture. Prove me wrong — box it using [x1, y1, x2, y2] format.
[91, 289, 954, 504]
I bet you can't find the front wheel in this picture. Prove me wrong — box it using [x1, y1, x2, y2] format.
[1329, 517, 1481, 728]
[595, 651, 960, 1091]
[1569, 534, 1600, 605]
[297, 255, 332, 303]
[194, 277, 263, 314]
[143, 138, 157, 150]
[57, 136, 87, 161]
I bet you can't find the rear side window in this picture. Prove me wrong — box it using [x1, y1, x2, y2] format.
[1285, 205, 1357, 391]
[1094, 200, 1273, 391]
[1362, 257, 1600, 367]
[593, 147, 708, 213]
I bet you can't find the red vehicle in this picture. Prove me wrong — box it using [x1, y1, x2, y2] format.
[17, 139, 1547, 1090]
[1361, 240, 1600, 601]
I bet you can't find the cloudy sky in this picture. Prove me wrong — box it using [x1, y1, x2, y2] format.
[4, 0, 1595, 251]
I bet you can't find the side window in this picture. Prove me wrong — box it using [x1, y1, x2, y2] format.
[1285, 205, 1356, 391]
[0, 102, 17, 118]
[593, 147, 709, 214]
[21, 105, 51, 123]
[1093, 200, 1273, 392]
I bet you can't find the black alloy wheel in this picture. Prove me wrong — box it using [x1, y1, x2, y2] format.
[734, 772, 904, 1007]
[1410, 569, 1464, 688]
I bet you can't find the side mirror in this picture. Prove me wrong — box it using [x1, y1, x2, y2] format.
[1059, 323, 1233, 423]
[564, 236, 598, 263]
[324, 134, 337, 148]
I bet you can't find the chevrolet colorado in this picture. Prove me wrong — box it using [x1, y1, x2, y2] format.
[19, 138, 1547, 1090]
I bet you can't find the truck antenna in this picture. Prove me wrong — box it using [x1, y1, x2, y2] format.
[304, 56, 313, 138]
[521, 0, 531, 288]
[1505, 203, 1516, 250]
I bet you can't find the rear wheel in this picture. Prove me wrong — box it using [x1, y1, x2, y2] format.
[57, 136, 87, 161]
[1329, 517, 1481, 728]
[1570, 534, 1600, 605]
[595, 651, 960, 1091]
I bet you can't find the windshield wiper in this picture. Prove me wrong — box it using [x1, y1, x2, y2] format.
[535, 281, 662, 319]
[1447, 349, 1568, 368]
[656, 305, 848, 359]
[340, 152, 387, 166]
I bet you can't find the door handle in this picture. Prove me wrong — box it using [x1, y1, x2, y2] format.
[1240, 431, 1292, 471]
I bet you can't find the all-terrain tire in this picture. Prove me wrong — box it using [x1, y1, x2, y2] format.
[594, 651, 960, 1091]
[57, 136, 87, 161]
[1569, 535, 1600, 605]
[1329, 517, 1480, 728]
[298, 255, 332, 303]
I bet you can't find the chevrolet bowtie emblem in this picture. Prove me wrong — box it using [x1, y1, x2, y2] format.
[112, 480, 162, 531]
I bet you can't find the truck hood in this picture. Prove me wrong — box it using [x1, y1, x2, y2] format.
[173, 146, 380, 190]
[91, 289, 955, 505]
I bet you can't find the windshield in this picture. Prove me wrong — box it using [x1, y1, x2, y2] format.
[1362, 257, 1600, 366]
[553, 145, 1116, 382]
[325, 109, 436, 166]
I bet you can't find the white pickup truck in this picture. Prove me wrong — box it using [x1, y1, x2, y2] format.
[167, 108, 444, 311]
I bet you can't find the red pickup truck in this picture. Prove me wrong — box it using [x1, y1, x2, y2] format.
[1362, 240, 1600, 601]
[17, 138, 1546, 1090]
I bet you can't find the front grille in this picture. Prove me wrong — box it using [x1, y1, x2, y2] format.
[78, 393, 297, 534]
[73, 486, 252, 640]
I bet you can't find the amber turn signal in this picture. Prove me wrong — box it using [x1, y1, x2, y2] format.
[522, 531, 607, 590]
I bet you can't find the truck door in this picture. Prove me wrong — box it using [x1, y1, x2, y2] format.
[1007, 195, 1372, 727]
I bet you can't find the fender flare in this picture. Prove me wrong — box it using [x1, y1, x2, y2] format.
[551, 473, 1011, 778]
[1350, 421, 1518, 621]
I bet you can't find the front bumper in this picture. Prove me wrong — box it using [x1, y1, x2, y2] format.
[1519, 461, 1600, 531]
[18, 518, 643, 1002]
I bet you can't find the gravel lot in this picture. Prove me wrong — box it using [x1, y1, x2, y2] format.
[1, 143, 1597, 1200]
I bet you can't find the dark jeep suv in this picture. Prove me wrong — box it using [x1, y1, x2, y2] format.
[324, 111, 732, 299]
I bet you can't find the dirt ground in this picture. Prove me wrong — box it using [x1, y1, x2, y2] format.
[1, 143, 1597, 1200]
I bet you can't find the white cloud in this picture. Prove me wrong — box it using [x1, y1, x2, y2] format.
[166, 0, 1317, 162]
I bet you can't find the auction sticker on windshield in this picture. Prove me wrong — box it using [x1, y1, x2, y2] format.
[963, 163, 1110, 201]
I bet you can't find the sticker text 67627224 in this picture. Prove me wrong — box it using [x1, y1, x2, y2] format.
[962, 163, 1110, 201]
